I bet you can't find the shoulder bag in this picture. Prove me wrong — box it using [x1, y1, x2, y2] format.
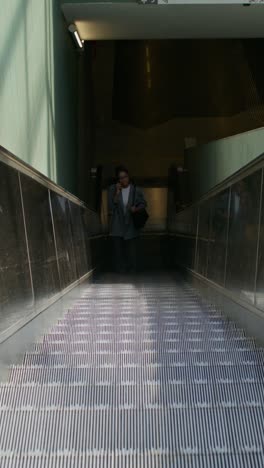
[131, 186, 149, 229]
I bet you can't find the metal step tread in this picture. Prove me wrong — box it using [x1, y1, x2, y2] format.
[0, 275, 264, 467]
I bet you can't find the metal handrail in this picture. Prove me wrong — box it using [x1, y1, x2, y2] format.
[174, 151, 264, 213]
[0, 145, 96, 212]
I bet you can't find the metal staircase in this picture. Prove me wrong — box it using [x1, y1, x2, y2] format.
[0, 274, 264, 467]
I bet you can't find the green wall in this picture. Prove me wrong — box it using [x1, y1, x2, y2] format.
[185, 127, 264, 199]
[0, 0, 78, 193]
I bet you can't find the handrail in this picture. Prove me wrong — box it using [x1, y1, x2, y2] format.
[0, 144, 103, 343]
[0, 145, 96, 212]
[169, 152, 264, 316]
[175, 150, 264, 213]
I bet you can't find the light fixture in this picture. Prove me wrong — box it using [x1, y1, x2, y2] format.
[68, 24, 84, 50]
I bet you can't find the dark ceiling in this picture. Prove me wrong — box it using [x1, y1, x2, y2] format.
[112, 39, 263, 129]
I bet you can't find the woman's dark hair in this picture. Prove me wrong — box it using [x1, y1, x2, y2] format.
[115, 165, 129, 178]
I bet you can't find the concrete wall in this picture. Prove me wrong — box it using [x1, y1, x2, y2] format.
[0, 0, 78, 193]
[185, 125, 264, 199]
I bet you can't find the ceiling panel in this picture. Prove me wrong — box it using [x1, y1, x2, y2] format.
[112, 40, 260, 128]
[62, 4, 264, 40]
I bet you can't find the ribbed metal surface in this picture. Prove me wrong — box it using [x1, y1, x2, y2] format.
[0, 276, 264, 467]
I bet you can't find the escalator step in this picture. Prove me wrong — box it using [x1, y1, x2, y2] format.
[0, 276, 263, 466]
